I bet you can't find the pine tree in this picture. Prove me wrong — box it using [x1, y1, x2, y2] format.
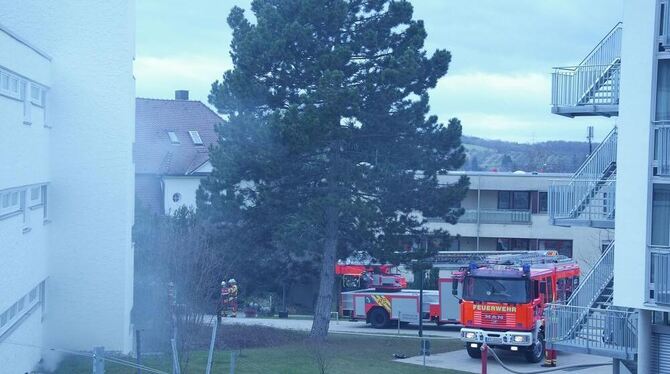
[201, 0, 468, 339]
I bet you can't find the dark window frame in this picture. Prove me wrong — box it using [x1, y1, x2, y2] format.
[539, 192, 548, 213]
[497, 191, 531, 211]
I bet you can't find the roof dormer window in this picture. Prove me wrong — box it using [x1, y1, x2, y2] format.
[167, 131, 180, 144]
[189, 130, 203, 145]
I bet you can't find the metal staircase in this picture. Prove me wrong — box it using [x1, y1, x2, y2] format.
[546, 242, 638, 365]
[551, 23, 622, 117]
[549, 127, 617, 228]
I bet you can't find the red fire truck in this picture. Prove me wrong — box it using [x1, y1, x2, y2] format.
[335, 263, 407, 292]
[453, 251, 580, 363]
[338, 251, 537, 328]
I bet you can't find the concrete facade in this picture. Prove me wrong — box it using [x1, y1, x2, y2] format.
[614, 0, 670, 372]
[429, 172, 612, 273]
[0, 1, 135, 371]
[613, 0, 657, 310]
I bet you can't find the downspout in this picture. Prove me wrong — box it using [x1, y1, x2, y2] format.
[476, 175, 481, 251]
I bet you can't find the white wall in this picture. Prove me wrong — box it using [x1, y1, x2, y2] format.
[1, 0, 135, 356]
[0, 23, 52, 373]
[163, 176, 203, 214]
[613, 0, 657, 309]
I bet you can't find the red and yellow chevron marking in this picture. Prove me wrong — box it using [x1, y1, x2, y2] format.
[372, 295, 392, 313]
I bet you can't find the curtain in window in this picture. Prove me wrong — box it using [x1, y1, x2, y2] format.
[652, 184, 670, 246]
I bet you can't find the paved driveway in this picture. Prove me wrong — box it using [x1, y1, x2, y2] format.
[216, 315, 463, 339]
[398, 349, 613, 374]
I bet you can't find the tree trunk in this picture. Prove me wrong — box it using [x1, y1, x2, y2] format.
[310, 206, 339, 339]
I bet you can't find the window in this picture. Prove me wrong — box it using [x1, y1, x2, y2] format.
[0, 70, 23, 100]
[168, 131, 180, 144]
[652, 184, 670, 246]
[0, 190, 21, 216]
[189, 130, 204, 145]
[539, 192, 548, 213]
[498, 191, 511, 209]
[512, 191, 530, 210]
[172, 193, 182, 203]
[29, 84, 44, 106]
[497, 191, 530, 210]
[496, 238, 530, 251]
[30, 186, 40, 203]
[0, 281, 45, 336]
[8, 304, 16, 320]
[462, 276, 530, 304]
[657, 60, 670, 121]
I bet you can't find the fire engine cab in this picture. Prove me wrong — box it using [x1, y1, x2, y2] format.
[453, 251, 580, 363]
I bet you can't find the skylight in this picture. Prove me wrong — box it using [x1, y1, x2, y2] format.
[167, 131, 180, 144]
[189, 130, 203, 145]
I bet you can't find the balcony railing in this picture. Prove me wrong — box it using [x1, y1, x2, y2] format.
[573, 126, 618, 181]
[649, 246, 670, 305]
[458, 209, 531, 225]
[545, 304, 637, 360]
[567, 242, 615, 308]
[552, 63, 620, 107]
[551, 23, 622, 117]
[549, 179, 615, 228]
[654, 123, 670, 176]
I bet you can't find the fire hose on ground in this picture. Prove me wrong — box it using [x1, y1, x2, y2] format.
[480, 343, 613, 374]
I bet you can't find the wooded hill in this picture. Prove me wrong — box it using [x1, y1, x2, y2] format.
[462, 135, 594, 173]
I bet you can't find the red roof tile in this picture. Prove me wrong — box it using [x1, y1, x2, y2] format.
[135, 98, 222, 175]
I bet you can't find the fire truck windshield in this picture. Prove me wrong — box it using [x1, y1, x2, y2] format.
[462, 276, 530, 304]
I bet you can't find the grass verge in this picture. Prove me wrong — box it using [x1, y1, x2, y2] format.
[54, 325, 469, 374]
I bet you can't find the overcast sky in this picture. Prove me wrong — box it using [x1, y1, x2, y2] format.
[136, 0, 622, 143]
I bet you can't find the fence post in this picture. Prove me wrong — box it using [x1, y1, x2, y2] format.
[205, 316, 219, 374]
[136, 329, 142, 374]
[480, 343, 488, 374]
[397, 313, 401, 335]
[171, 338, 181, 374]
[229, 351, 238, 374]
[92, 346, 105, 374]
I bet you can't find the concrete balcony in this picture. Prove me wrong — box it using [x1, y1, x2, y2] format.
[458, 209, 531, 225]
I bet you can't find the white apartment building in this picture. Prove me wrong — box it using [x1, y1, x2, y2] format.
[544, 1, 670, 372]
[0, 1, 135, 372]
[428, 172, 611, 273]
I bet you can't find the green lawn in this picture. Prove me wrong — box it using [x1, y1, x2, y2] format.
[55, 333, 469, 374]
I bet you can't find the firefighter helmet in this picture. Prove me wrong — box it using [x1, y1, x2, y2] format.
[221, 281, 227, 286]
[229, 279, 237, 284]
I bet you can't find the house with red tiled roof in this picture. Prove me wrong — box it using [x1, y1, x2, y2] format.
[135, 90, 221, 214]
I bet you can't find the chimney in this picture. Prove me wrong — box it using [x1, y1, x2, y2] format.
[175, 90, 189, 100]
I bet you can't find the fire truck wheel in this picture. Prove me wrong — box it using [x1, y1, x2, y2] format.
[466, 345, 481, 359]
[524, 336, 545, 363]
[368, 307, 390, 329]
